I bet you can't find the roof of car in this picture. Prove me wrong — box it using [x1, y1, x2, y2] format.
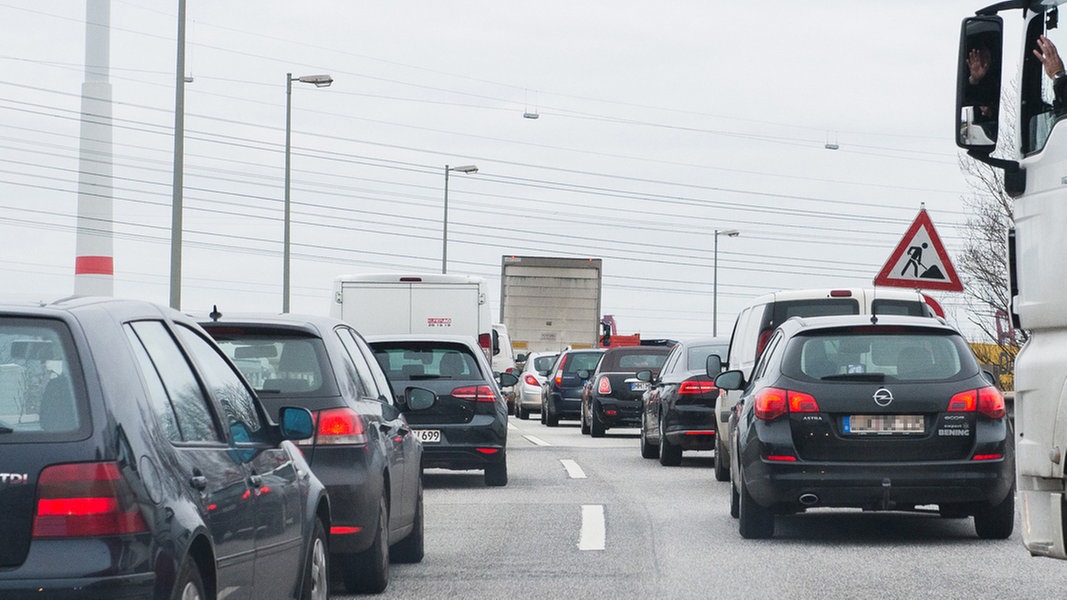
[778, 313, 954, 335]
[364, 333, 481, 347]
[750, 287, 924, 303]
[195, 311, 351, 334]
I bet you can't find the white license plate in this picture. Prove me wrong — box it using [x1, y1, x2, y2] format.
[414, 429, 441, 443]
[843, 415, 924, 434]
[631, 382, 650, 392]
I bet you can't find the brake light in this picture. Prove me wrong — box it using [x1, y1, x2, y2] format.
[678, 380, 717, 395]
[978, 387, 1006, 419]
[788, 390, 819, 413]
[314, 407, 367, 445]
[452, 385, 496, 403]
[597, 377, 612, 395]
[524, 374, 540, 387]
[948, 390, 977, 412]
[478, 333, 492, 351]
[33, 462, 148, 538]
[754, 388, 787, 421]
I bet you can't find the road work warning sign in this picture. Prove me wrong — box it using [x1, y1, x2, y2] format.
[874, 209, 963, 292]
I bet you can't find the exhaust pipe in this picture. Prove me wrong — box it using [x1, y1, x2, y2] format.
[798, 493, 819, 506]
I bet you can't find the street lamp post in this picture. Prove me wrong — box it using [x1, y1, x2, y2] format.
[442, 164, 478, 274]
[283, 72, 332, 313]
[713, 228, 740, 337]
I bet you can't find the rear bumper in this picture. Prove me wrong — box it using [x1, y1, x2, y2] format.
[663, 405, 717, 449]
[0, 537, 158, 599]
[594, 397, 641, 428]
[548, 394, 582, 419]
[415, 415, 507, 470]
[745, 457, 1014, 511]
[308, 445, 381, 554]
[0, 574, 156, 599]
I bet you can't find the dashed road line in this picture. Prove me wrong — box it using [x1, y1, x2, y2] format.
[524, 435, 551, 446]
[560, 459, 586, 478]
[578, 504, 605, 551]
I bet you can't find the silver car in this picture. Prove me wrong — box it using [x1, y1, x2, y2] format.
[514, 351, 558, 420]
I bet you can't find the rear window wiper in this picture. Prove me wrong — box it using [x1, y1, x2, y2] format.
[820, 373, 886, 382]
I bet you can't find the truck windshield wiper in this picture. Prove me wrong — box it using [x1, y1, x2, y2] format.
[820, 373, 886, 382]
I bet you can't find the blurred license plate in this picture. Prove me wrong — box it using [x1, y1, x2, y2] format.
[631, 382, 650, 392]
[414, 429, 441, 443]
[843, 415, 924, 434]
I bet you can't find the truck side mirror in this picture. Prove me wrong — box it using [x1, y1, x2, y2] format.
[956, 15, 1003, 152]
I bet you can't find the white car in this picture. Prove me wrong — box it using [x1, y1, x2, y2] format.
[513, 351, 559, 420]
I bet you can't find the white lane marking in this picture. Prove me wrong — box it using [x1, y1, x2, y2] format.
[524, 435, 551, 446]
[578, 504, 606, 551]
[560, 459, 586, 479]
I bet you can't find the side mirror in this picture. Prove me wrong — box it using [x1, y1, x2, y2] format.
[956, 15, 1003, 152]
[278, 406, 315, 440]
[706, 354, 723, 377]
[516, 353, 528, 363]
[498, 372, 519, 388]
[405, 386, 437, 411]
[635, 369, 653, 383]
[714, 370, 746, 391]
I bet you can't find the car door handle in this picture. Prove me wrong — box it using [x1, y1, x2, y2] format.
[248, 474, 263, 488]
[189, 475, 207, 491]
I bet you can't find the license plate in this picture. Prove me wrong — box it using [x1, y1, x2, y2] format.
[631, 382, 650, 392]
[843, 415, 924, 434]
[414, 429, 441, 443]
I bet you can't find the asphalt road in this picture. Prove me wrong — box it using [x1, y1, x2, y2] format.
[332, 416, 1067, 599]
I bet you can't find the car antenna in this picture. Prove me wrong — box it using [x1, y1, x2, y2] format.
[209, 304, 222, 322]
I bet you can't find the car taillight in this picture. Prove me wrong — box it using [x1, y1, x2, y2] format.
[554, 370, 563, 386]
[754, 388, 787, 421]
[788, 390, 819, 413]
[597, 376, 611, 395]
[313, 407, 367, 445]
[478, 333, 492, 352]
[452, 385, 496, 403]
[756, 328, 773, 358]
[950, 387, 1005, 419]
[678, 380, 717, 395]
[524, 374, 540, 387]
[754, 388, 818, 421]
[33, 462, 148, 538]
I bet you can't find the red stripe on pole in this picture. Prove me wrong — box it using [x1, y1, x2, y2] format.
[75, 256, 114, 275]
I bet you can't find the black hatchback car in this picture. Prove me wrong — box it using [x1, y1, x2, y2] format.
[542, 348, 604, 427]
[716, 314, 1014, 540]
[0, 297, 330, 600]
[638, 337, 729, 466]
[202, 312, 434, 594]
[582, 345, 672, 437]
[368, 335, 517, 487]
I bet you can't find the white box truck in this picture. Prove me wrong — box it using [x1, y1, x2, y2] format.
[331, 273, 494, 357]
[499, 256, 603, 356]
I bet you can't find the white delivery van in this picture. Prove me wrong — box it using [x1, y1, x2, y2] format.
[712, 288, 941, 482]
[331, 273, 494, 358]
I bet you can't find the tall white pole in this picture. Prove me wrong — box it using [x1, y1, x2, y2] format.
[74, 0, 114, 297]
[283, 73, 293, 312]
[442, 165, 450, 274]
[169, 0, 186, 309]
[713, 230, 720, 337]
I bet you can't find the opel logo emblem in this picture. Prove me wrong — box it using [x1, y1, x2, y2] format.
[873, 388, 893, 407]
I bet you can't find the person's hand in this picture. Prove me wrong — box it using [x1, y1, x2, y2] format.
[1034, 35, 1066, 77]
[968, 48, 989, 85]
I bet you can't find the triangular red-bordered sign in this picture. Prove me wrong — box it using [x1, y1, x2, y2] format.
[874, 209, 963, 292]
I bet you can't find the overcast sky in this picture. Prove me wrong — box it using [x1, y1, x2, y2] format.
[1, 1, 994, 338]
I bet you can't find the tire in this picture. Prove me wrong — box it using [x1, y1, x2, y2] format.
[390, 481, 425, 563]
[640, 414, 659, 459]
[714, 435, 731, 482]
[590, 407, 606, 438]
[485, 455, 508, 487]
[342, 496, 389, 594]
[540, 401, 547, 424]
[730, 480, 740, 519]
[974, 490, 1015, 539]
[580, 404, 590, 435]
[658, 418, 682, 466]
[517, 404, 528, 420]
[300, 519, 329, 600]
[738, 470, 774, 539]
[172, 556, 206, 600]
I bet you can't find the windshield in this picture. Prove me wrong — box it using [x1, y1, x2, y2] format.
[783, 330, 971, 382]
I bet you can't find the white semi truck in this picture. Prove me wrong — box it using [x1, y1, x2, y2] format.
[956, 1, 1067, 558]
[499, 256, 603, 356]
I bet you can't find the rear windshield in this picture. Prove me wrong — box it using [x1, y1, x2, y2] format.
[0, 318, 88, 442]
[600, 349, 670, 372]
[532, 354, 558, 372]
[784, 329, 973, 382]
[209, 329, 331, 395]
[372, 342, 482, 381]
[562, 351, 603, 373]
[687, 344, 729, 371]
[772, 298, 860, 323]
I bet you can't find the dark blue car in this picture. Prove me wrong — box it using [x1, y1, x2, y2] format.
[542, 349, 604, 427]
